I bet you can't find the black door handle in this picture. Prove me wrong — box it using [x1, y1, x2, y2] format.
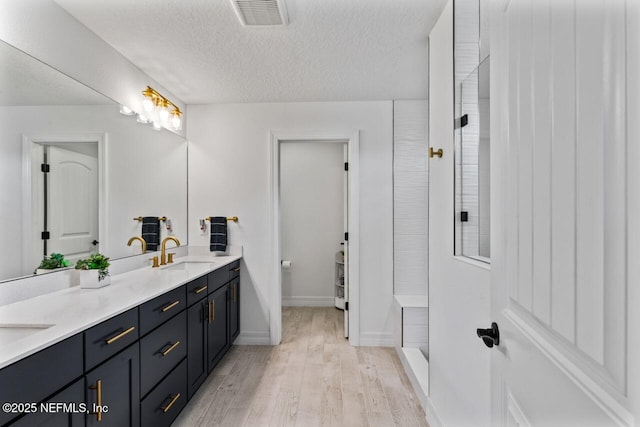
[91, 240, 99, 246]
[477, 322, 500, 348]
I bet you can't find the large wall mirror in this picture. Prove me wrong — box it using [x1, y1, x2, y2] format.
[454, 0, 490, 262]
[0, 39, 188, 283]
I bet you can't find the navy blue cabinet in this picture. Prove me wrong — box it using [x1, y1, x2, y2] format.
[187, 299, 208, 399]
[85, 343, 140, 427]
[207, 285, 228, 372]
[0, 260, 241, 427]
[228, 277, 240, 343]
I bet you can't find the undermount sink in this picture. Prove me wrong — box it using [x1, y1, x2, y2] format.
[160, 260, 216, 271]
[0, 323, 54, 341]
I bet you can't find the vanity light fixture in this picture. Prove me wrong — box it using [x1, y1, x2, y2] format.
[141, 86, 183, 131]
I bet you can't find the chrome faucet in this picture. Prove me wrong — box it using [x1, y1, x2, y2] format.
[127, 236, 147, 254]
[160, 236, 180, 265]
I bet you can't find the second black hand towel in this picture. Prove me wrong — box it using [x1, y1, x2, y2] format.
[210, 216, 227, 252]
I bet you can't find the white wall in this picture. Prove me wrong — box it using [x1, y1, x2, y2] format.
[280, 141, 344, 307]
[188, 101, 393, 345]
[0, 105, 187, 280]
[393, 100, 429, 296]
[0, 0, 186, 137]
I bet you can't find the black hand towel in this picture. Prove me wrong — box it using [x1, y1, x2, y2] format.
[141, 216, 160, 251]
[209, 216, 227, 252]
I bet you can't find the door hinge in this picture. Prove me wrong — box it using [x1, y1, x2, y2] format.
[344, 162, 349, 171]
[41, 231, 50, 240]
[460, 211, 469, 222]
[345, 301, 349, 311]
[344, 232, 348, 241]
[41, 163, 50, 173]
[455, 114, 469, 129]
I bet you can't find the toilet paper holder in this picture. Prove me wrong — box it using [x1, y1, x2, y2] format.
[281, 260, 292, 269]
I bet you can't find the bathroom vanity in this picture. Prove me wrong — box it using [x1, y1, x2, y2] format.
[0, 255, 241, 427]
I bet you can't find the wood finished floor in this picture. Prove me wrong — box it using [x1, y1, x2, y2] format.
[173, 306, 428, 427]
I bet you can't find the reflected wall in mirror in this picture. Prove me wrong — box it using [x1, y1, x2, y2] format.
[0, 39, 188, 283]
[454, 0, 490, 262]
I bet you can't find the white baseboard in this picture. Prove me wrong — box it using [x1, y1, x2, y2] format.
[396, 347, 429, 411]
[424, 396, 443, 427]
[234, 331, 270, 345]
[282, 296, 334, 307]
[359, 332, 394, 347]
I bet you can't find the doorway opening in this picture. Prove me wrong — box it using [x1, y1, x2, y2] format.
[280, 140, 347, 342]
[269, 131, 360, 346]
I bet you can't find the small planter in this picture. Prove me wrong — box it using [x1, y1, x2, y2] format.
[76, 270, 111, 289]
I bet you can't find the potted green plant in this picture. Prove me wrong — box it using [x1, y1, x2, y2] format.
[74, 253, 111, 288]
[35, 253, 71, 274]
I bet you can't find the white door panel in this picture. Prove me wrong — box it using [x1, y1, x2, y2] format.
[343, 143, 349, 337]
[491, 0, 632, 425]
[48, 146, 98, 261]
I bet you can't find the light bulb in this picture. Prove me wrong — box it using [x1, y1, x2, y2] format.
[152, 120, 162, 131]
[119, 105, 134, 115]
[158, 106, 170, 122]
[142, 97, 154, 113]
[170, 113, 182, 130]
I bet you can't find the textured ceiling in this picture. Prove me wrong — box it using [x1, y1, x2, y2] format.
[53, 0, 445, 104]
[0, 40, 111, 106]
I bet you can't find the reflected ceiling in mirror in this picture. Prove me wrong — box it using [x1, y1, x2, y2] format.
[0, 39, 188, 284]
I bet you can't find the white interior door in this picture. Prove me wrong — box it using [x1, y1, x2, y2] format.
[426, 2, 492, 426]
[47, 145, 98, 261]
[343, 143, 349, 338]
[490, 1, 635, 425]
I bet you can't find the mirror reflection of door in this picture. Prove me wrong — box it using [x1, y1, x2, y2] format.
[32, 142, 99, 269]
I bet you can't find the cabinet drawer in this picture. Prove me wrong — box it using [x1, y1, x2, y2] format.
[140, 310, 187, 397]
[207, 267, 228, 293]
[139, 286, 186, 336]
[85, 307, 138, 371]
[228, 260, 240, 280]
[0, 334, 83, 426]
[186, 275, 208, 307]
[141, 359, 187, 427]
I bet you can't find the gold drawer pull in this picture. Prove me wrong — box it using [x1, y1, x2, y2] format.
[194, 285, 207, 294]
[89, 379, 103, 421]
[161, 393, 181, 413]
[232, 267, 240, 272]
[161, 300, 180, 312]
[161, 341, 181, 356]
[105, 326, 135, 344]
[208, 301, 215, 323]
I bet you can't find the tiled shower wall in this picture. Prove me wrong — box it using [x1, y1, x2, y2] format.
[393, 100, 429, 296]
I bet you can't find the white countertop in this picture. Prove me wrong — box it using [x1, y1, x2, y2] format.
[0, 254, 241, 370]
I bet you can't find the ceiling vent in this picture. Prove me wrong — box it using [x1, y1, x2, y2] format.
[231, 0, 289, 26]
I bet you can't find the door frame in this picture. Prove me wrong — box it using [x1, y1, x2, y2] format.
[21, 133, 107, 274]
[269, 130, 360, 346]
